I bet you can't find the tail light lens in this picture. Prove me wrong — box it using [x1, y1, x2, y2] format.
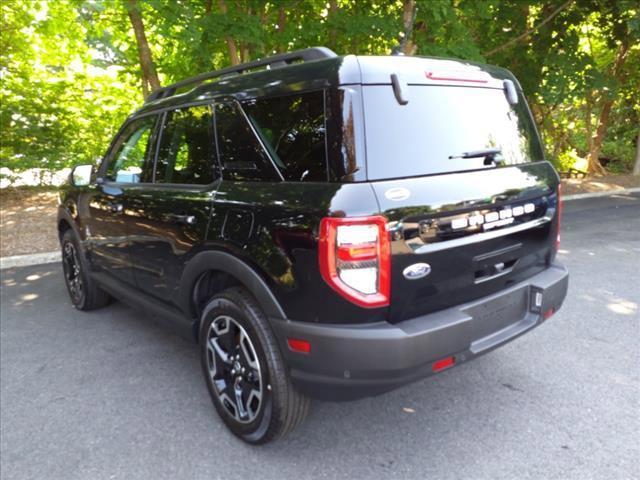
[556, 183, 563, 251]
[318, 216, 390, 308]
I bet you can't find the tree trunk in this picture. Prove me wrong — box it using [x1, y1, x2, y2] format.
[399, 0, 417, 55]
[225, 37, 241, 65]
[240, 45, 250, 63]
[587, 102, 613, 175]
[586, 40, 630, 175]
[328, 0, 338, 50]
[127, 0, 161, 97]
[633, 132, 640, 176]
[141, 78, 149, 99]
[277, 5, 287, 53]
[584, 92, 593, 156]
[218, 0, 241, 65]
[240, 6, 254, 62]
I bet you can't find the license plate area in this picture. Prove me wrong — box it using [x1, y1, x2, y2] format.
[466, 285, 529, 341]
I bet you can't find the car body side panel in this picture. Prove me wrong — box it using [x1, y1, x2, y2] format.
[59, 184, 136, 285]
[125, 183, 217, 306]
[202, 180, 386, 324]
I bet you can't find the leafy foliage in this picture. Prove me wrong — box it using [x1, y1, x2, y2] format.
[1, 0, 638, 177]
[1, 1, 139, 171]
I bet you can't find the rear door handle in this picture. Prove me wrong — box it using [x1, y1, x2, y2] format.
[165, 213, 197, 225]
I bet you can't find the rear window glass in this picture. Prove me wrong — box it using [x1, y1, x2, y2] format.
[363, 85, 543, 180]
[155, 105, 215, 185]
[243, 91, 327, 182]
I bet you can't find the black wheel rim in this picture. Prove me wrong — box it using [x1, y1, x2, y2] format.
[62, 241, 83, 303]
[206, 315, 263, 424]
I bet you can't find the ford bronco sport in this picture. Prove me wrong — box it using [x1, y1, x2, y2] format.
[58, 47, 568, 444]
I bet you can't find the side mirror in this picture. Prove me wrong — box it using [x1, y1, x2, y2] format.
[70, 164, 94, 187]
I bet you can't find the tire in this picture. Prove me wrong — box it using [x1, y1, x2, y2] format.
[199, 287, 310, 444]
[60, 229, 110, 311]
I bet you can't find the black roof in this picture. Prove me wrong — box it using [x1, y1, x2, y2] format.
[135, 47, 517, 116]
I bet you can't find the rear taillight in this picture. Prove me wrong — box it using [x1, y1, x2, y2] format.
[318, 216, 390, 308]
[556, 183, 563, 250]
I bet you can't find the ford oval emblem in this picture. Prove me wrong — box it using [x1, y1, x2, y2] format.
[384, 187, 410, 201]
[403, 263, 431, 280]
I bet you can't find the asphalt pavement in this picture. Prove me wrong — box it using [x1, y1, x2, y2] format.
[1, 193, 639, 480]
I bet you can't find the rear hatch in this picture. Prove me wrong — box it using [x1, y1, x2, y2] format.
[360, 60, 560, 323]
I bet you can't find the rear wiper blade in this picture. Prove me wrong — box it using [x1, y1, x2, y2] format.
[449, 148, 502, 160]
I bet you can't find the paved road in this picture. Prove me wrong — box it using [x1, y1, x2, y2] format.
[1, 193, 639, 480]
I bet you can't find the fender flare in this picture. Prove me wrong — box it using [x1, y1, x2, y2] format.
[57, 206, 83, 242]
[179, 250, 286, 320]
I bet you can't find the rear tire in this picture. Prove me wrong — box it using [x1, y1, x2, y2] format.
[60, 229, 110, 311]
[199, 287, 309, 444]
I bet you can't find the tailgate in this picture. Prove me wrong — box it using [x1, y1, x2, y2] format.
[370, 162, 561, 323]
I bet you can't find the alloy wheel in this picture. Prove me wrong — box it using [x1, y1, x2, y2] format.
[62, 241, 83, 303]
[206, 315, 263, 424]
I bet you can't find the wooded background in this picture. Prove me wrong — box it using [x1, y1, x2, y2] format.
[2, 0, 639, 179]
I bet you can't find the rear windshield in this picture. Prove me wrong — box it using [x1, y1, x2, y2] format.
[363, 85, 544, 180]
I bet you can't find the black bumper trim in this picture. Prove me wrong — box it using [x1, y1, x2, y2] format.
[269, 263, 569, 401]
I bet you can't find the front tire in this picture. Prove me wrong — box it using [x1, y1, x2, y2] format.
[60, 229, 110, 311]
[199, 287, 309, 444]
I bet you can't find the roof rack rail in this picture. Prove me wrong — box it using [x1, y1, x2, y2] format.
[145, 46, 337, 103]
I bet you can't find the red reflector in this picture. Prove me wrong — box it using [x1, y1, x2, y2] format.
[432, 356, 455, 372]
[544, 308, 554, 320]
[287, 338, 311, 354]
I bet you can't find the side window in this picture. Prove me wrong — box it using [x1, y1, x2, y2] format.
[214, 102, 280, 182]
[155, 106, 216, 185]
[243, 91, 327, 182]
[105, 115, 157, 183]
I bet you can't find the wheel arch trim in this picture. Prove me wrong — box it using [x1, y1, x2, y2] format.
[180, 250, 286, 321]
[57, 206, 83, 242]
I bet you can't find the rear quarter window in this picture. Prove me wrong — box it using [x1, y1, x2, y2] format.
[363, 85, 544, 180]
[243, 91, 327, 182]
[215, 102, 280, 182]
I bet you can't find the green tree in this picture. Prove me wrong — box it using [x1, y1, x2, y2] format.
[1, 0, 139, 172]
[1, 0, 638, 178]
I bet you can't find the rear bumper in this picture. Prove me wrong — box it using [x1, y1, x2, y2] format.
[270, 263, 568, 400]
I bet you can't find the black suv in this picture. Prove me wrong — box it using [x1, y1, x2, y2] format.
[58, 47, 568, 444]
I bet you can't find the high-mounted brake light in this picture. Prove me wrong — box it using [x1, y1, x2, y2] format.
[425, 71, 489, 84]
[318, 216, 390, 308]
[556, 183, 563, 251]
